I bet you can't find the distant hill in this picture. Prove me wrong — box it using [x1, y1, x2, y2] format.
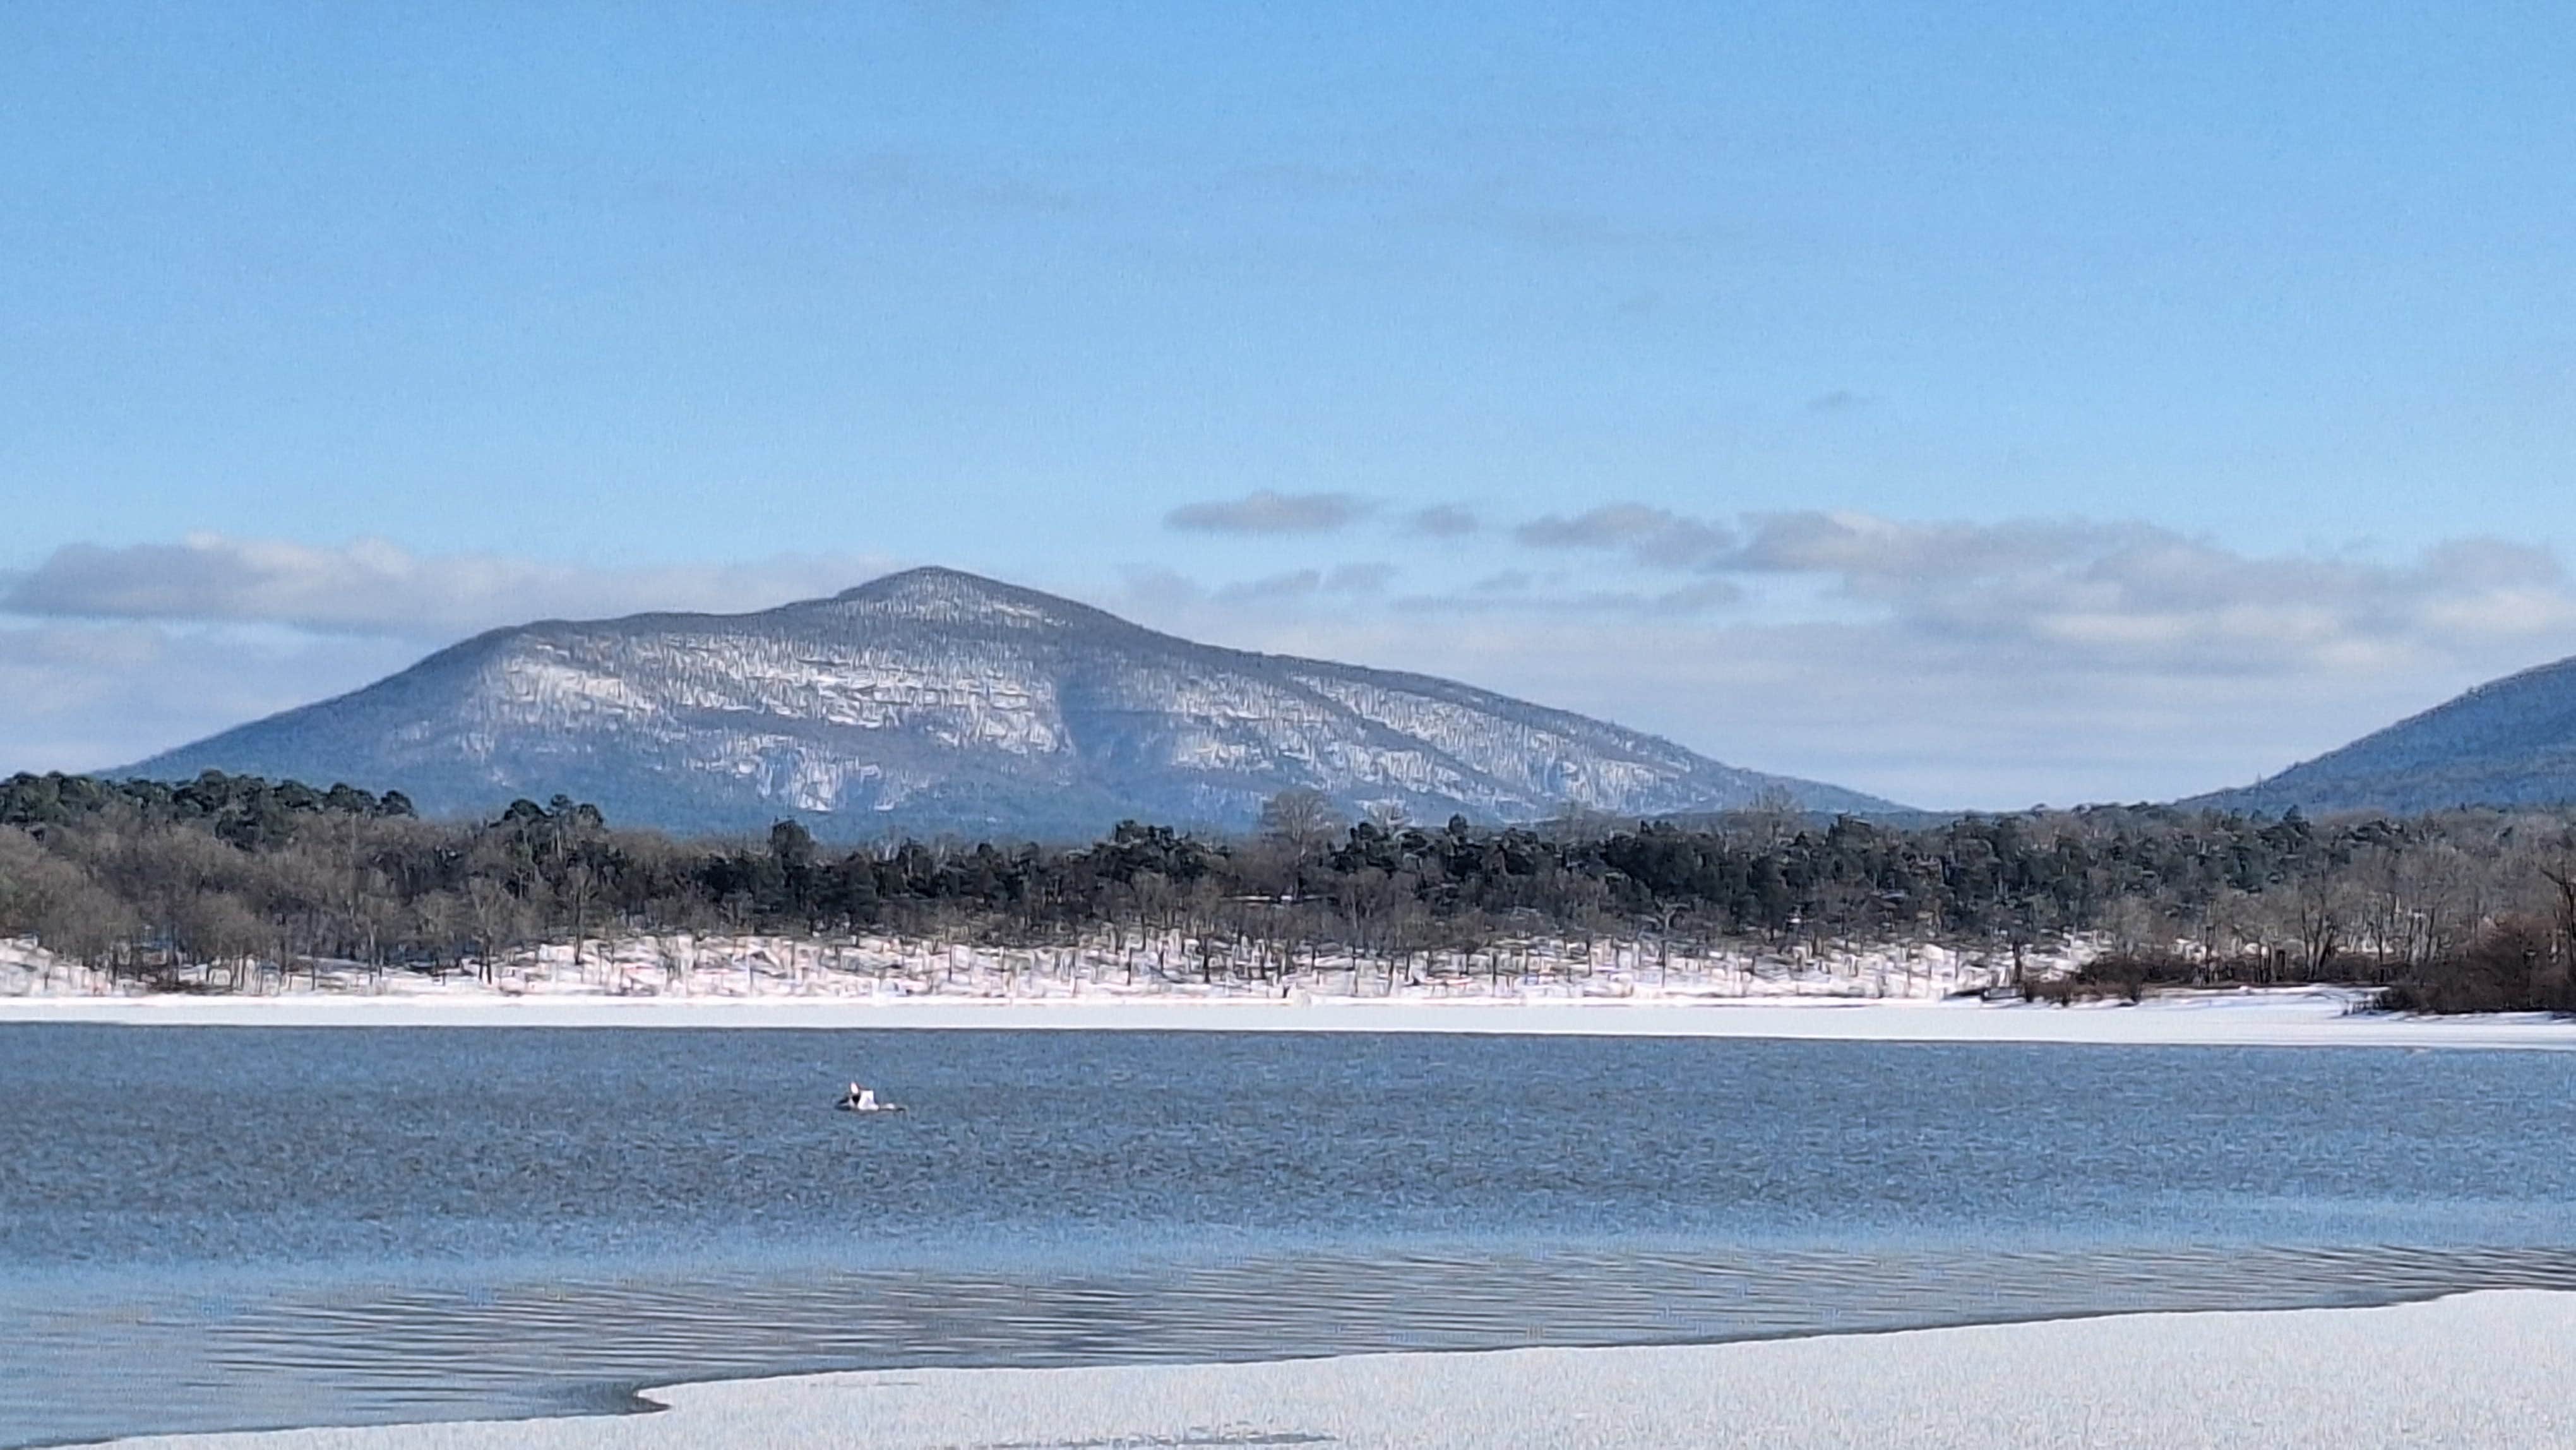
[124, 567, 1905, 839]
[2190, 655, 2576, 816]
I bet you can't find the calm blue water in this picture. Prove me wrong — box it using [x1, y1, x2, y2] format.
[6, 1026, 2576, 1446]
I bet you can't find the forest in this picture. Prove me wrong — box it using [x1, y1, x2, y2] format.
[4, 769, 2576, 1012]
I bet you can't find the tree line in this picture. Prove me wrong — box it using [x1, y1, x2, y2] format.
[6, 769, 2576, 1009]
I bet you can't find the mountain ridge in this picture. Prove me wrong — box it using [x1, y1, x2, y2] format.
[124, 567, 1906, 838]
[2190, 654, 2576, 817]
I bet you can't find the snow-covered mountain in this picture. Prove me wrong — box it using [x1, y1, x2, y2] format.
[2191, 655, 2576, 817]
[124, 568, 1904, 838]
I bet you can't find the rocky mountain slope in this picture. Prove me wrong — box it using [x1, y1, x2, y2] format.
[125, 567, 1904, 837]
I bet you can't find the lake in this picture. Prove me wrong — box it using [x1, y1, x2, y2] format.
[7, 1025, 2576, 1446]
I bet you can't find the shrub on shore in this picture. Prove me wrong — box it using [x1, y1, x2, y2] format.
[2375, 920, 2576, 1015]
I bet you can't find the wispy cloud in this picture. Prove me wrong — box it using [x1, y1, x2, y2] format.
[1500, 504, 2576, 678]
[1327, 561, 1398, 594]
[1513, 504, 1736, 570]
[1215, 570, 1328, 605]
[1164, 491, 1366, 536]
[0, 618, 422, 773]
[1399, 579, 1742, 618]
[1, 534, 899, 639]
[1405, 505, 1480, 537]
[1102, 505, 2576, 807]
[1212, 562, 1398, 605]
[1728, 511, 2576, 675]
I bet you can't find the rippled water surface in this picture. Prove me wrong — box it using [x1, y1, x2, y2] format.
[7, 1026, 2576, 1446]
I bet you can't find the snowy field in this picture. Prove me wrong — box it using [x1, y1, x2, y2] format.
[6, 932, 2569, 1048]
[0, 928, 2051, 1004]
[93, 1290, 2576, 1450]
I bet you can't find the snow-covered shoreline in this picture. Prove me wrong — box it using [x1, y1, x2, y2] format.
[4, 981, 2572, 1048]
[1, 926, 2051, 1003]
[92, 1290, 2576, 1449]
[6, 932, 2565, 1046]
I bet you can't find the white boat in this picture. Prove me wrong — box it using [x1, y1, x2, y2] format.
[835, 1082, 904, 1113]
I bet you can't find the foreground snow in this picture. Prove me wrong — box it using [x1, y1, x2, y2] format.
[95, 1290, 2576, 1449]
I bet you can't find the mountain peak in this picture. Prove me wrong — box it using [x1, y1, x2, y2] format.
[125, 567, 1904, 838]
[821, 566, 1119, 632]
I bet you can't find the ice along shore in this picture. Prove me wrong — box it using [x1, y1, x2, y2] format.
[92, 1290, 2576, 1450]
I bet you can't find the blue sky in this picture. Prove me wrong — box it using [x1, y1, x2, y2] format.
[3, 3, 2572, 806]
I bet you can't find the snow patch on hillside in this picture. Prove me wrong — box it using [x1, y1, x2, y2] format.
[126, 567, 1904, 836]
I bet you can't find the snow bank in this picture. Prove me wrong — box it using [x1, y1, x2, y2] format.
[94, 1290, 2576, 1449]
